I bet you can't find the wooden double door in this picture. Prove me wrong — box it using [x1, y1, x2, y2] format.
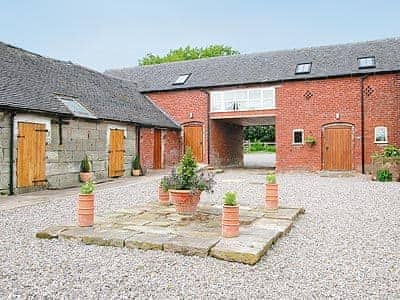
[17, 122, 47, 187]
[184, 125, 203, 162]
[322, 125, 353, 171]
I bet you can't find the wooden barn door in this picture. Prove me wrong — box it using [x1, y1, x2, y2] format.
[153, 129, 162, 169]
[108, 129, 125, 177]
[184, 125, 203, 162]
[323, 125, 353, 171]
[17, 122, 47, 187]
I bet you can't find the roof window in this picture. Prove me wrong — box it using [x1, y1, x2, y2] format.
[358, 56, 376, 69]
[295, 63, 312, 74]
[173, 74, 191, 85]
[58, 96, 96, 119]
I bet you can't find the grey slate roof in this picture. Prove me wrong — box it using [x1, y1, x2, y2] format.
[105, 37, 400, 92]
[0, 42, 179, 129]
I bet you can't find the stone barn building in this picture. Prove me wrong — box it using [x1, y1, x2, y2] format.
[0, 42, 179, 195]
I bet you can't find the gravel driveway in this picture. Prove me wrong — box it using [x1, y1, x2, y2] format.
[1, 169, 399, 299]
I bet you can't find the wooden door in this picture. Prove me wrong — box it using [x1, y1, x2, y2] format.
[17, 122, 47, 187]
[184, 125, 203, 162]
[323, 125, 352, 171]
[153, 129, 162, 169]
[108, 129, 125, 177]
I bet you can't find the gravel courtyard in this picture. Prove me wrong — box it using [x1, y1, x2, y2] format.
[1, 169, 399, 299]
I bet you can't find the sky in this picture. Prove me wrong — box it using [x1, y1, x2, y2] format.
[1, 0, 399, 72]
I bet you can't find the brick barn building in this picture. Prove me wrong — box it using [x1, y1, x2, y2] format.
[107, 37, 400, 174]
[1, 37, 399, 195]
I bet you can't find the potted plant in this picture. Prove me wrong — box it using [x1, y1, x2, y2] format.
[78, 181, 95, 227]
[131, 155, 142, 176]
[159, 176, 170, 206]
[305, 135, 316, 146]
[376, 169, 392, 182]
[222, 192, 240, 238]
[167, 149, 215, 214]
[79, 154, 93, 182]
[265, 171, 278, 210]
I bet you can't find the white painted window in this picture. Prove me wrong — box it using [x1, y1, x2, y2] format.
[358, 56, 376, 69]
[210, 87, 275, 112]
[374, 126, 388, 143]
[295, 63, 312, 74]
[293, 129, 304, 145]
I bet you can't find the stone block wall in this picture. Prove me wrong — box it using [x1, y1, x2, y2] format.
[0, 111, 11, 195]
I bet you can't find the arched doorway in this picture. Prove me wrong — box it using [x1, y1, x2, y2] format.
[322, 123, 354, 171]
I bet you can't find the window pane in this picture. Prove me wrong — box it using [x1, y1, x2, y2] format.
[293, 131, 303, 144]
[375, 127, 387, 142]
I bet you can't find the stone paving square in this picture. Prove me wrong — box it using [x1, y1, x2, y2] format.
[37, 203, 304, 265]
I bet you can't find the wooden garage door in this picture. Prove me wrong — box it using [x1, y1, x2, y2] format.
[108, 129, 125, 177]
[184, 125, 203, 162]
[17, 122, 47, 187]
[153, 129, 162, 169]
[323, 125, 353, 171]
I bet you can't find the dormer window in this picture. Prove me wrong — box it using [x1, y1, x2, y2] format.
[295, 63, 312, 74]
[173, 73, 191, 85]
[358, 56, 376, 69]
[58, 96, 96, 119]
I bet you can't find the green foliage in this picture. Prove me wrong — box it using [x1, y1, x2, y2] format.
[383, 145, 400, 158]
[161, 149, 215, 193]
[80, 154, 91, 172]
[266, 172, 276, 184]
[176, 148, 198, 189]
[138, 45, 240, 65]
[244, 125, 275, 143]
[223, 192, 237, 206]
[80, 181, 94, 194]
[377, 169, 392, 182]
[305, 135, 316, 145]
[132, 155, 141, 170]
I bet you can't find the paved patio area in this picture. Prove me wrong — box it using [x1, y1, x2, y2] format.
[37, 203, 304, 265]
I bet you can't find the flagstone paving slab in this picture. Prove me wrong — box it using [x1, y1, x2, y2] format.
[36, 204, 304, 265]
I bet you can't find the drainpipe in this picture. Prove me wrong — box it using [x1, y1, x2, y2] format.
[360, 75, 368, 174]
[9, 111, 15, 195]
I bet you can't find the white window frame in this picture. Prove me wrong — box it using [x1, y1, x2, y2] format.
[210, 87, 276, 112]
[374, 126, 388, 144]
[292, 129, 304, 145]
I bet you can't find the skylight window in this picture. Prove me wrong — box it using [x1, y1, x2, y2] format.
[58, 96, 96, 119]
[173, 74, 191, 85]
[295, 63, 312, 74]
[358, 56, 376, 69]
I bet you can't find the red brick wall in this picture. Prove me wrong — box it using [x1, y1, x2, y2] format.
[163, 129, 181, 167]
[139, 128, 154, 170]
[276, 73, 400, 172]
[146, 90, 209, 164]
[210, 120, 243, 167]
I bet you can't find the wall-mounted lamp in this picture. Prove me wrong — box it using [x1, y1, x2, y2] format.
[189, 112, 193, 119]
[335, 113, 340, 120]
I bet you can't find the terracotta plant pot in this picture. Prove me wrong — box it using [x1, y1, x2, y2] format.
[222, 205, 240, 238]
[158, 186, 170, 206]
[78, 193, 94, 227]
[80, 172, 93, 183]
[265, 183, 278, 210]
[131, 169, 142, 176]
[169, 190, 201, 214]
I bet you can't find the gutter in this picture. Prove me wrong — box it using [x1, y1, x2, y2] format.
[9, 111, 15, 195]
[360, 75, 368, 174]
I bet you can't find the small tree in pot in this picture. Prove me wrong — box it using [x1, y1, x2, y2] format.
[265, 171, 278, 210]
[80, 154, 93, 182]
[131, 155, 142, 176]
[222, 192, 240, 238]
[78, 181, 95, 227]
[159, 176, 171, 206]
[166, 149, 215, 214]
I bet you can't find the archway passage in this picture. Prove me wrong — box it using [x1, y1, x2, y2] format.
[322, 124, 353, 171]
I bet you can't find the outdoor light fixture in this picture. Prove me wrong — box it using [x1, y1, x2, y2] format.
[335, 113, 340, 120]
